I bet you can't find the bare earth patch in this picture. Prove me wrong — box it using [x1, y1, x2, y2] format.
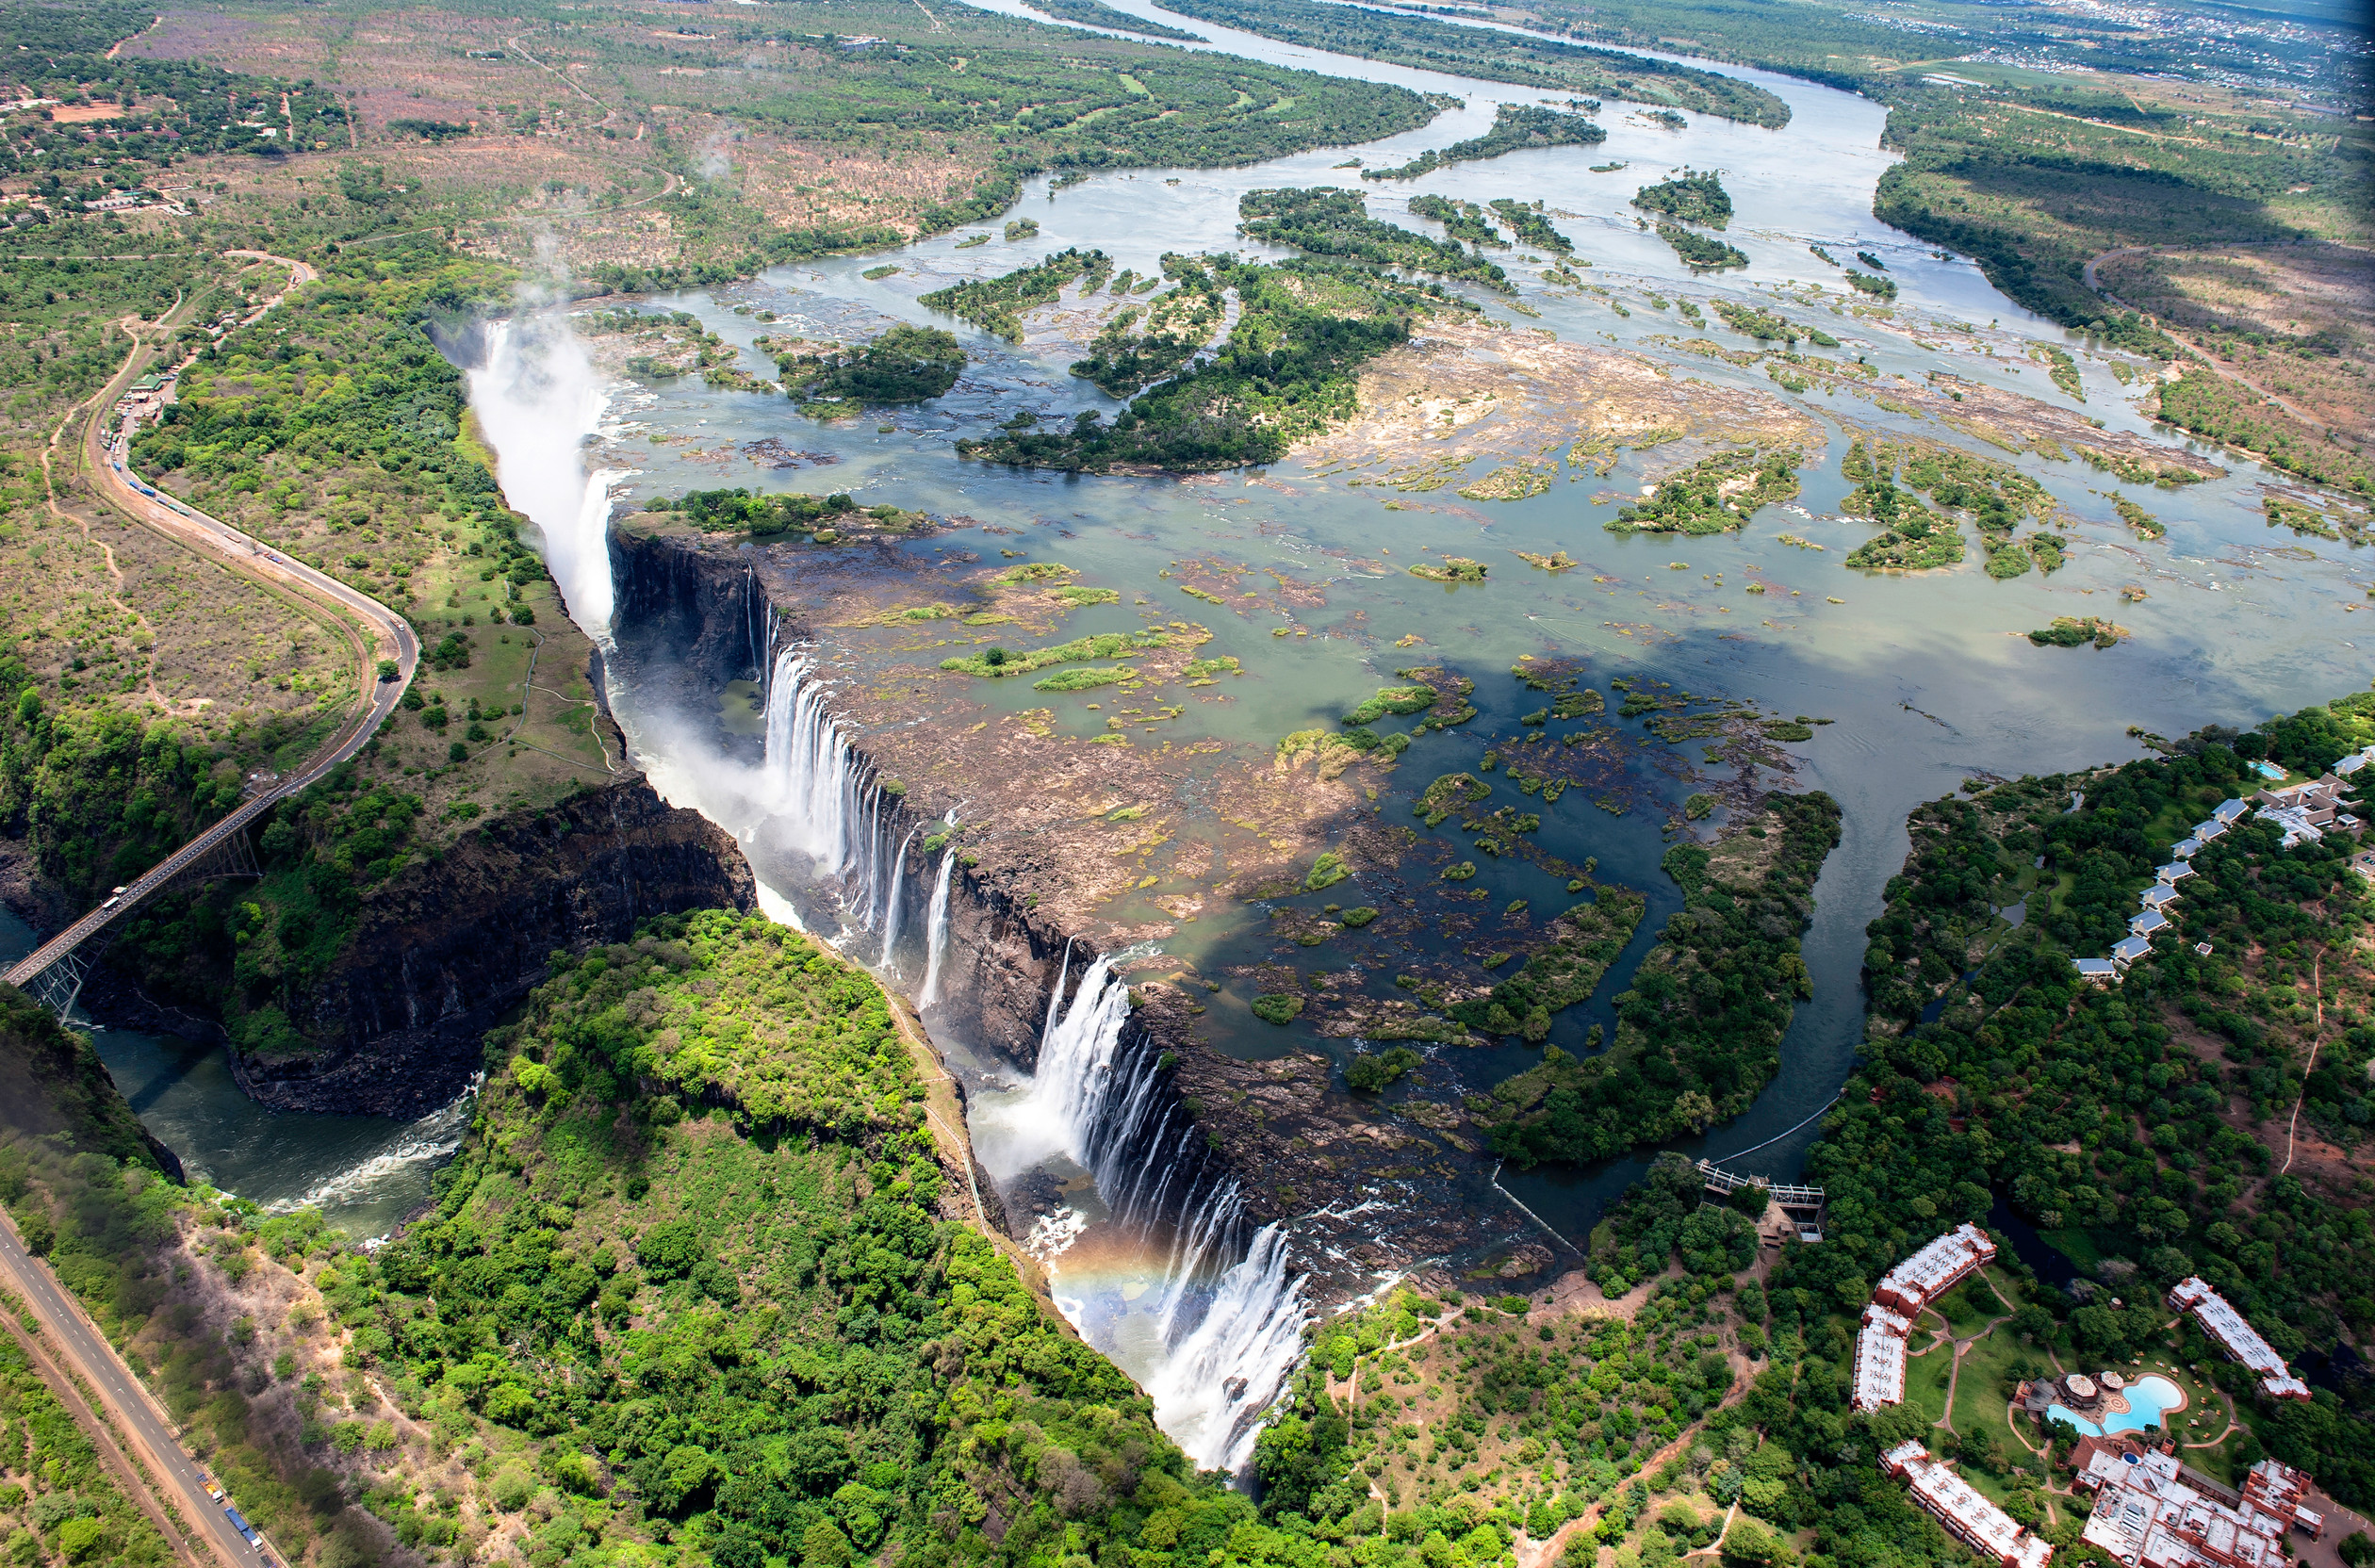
[1298, 318, 1823, 498]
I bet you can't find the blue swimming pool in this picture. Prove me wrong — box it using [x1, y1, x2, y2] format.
[2047, 1375, 2185, 1437]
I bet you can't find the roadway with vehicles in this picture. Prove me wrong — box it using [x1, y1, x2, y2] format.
[4, 251, 418, 996]
[0, 1214, 279, 1567]
[2, 250, 401, 1565]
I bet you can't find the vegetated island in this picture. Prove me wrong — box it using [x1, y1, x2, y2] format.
[958, 253, 1471, 470]
[1656, 224, 1747, 272]
[1484, 792, 1843, 1160]
[1070, 256, 1229, 395]
[1631, 171, 1733, 229]
[1605, 448, 1807, 536]
[1147, 0, 1792, 125]
[1362, 104, 1607, 182]
[920, 247, 1115, 341]
[1237, 188, 1513, 292]
[1839, 434, 2065, 578]
[764, 324, 968, 416]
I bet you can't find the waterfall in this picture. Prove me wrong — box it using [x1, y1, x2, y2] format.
[919, 814, 959, 1007]
[1010, 956, 1311, 1471]
[1042, 939, 1074, 1055]
[762, 649, 868, 874]
[877, 825, 922, 970]
[467, 316, 617, 636]
[1148, 1225, 1309, 1473]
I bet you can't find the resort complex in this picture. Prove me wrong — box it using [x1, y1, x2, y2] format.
[1854, 1229, 2060, 1564]
[2084, 763, 2375, 983]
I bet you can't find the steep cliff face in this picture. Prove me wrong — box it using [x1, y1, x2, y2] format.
[238, 778, 753, 1117]
[602, 524, 1263, 1229]
[598, 523, 1518, 1279]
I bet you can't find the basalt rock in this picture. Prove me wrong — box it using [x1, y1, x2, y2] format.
[238, 777, 753, 1117]
[600, 520, 1518, 1283]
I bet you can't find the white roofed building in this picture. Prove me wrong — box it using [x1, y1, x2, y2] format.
[1883, 1443, 2054, 1567]
[1852, 1303, 1912, 1411]
[2077, 1446, 2322, 1565]
[1874, 1224, 1997, 1315]
[2168, 1278, 2312, 1400]
[2264, 807, 2324, 849]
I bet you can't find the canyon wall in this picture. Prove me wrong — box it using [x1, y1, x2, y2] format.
[240, 773, 755, 1116]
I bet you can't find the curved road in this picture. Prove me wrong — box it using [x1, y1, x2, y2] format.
[4, 253, 419, 993]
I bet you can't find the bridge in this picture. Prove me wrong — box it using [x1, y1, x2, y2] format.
[1696, 1159, 1827, 1242]
[3, 252, 418, 1020]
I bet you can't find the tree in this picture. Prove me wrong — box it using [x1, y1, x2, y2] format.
[1720, 1517, 1790, 1567]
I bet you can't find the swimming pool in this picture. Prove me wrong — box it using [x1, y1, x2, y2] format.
[2047, 1375, 2186, 1437]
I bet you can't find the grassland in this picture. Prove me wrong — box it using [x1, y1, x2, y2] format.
[96, 0, 1439, 290]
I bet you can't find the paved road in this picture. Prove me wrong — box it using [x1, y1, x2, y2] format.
[3, 252, 417, 993]
[0, 1216, 274, 1567]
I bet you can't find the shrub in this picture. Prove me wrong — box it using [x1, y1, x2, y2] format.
[1252, 993, 1305, 1025]
[1345, 1046, 1419, 1092]
[490, 1467, 534, 1512]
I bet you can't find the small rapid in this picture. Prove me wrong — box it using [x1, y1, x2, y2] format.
[264, 1076, 483, 1243]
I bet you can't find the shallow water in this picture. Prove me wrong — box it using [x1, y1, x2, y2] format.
[0, 908, 466, 1242]
[468, 0, 2370, 1461]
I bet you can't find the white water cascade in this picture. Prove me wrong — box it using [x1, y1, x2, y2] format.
[465, 316, 618, 637]
[757, 645, 926, 956]
[919, 813, 960, 1007]
[1148, 1226, 1309, 1473]
[263, 1075, 484, 1240]
[762, 648, 870, 876]
[994, 956, 1311, 1474]
[877, 825, 922, 970]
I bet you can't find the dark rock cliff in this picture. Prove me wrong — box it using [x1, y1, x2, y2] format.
[603, 524, 1259, 1231]
[238, 776, 753, 1117]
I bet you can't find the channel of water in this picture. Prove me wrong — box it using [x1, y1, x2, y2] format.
[0, 907, 471, 1242]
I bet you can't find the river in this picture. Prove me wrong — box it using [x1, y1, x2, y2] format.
[49, 0, 2372, 1477]
[0, 906, 471, 1242]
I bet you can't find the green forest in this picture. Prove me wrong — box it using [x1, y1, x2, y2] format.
[1361, 107, 1606, 185]
[958, 255, 1467, 471]
[14, 696, 2375, 1567]
[1486, 792, 1842, 1164]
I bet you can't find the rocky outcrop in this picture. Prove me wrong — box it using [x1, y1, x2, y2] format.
[238, 777, 753, 1117]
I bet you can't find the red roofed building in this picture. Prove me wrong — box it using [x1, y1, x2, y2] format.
[1874, 1223, 1997, 1316]
[1882, 1442, 2053, 1567]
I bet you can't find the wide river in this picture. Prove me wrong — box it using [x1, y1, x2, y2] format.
[57, 0, 2374, 1472]
[572, 0, 2367, 1195]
